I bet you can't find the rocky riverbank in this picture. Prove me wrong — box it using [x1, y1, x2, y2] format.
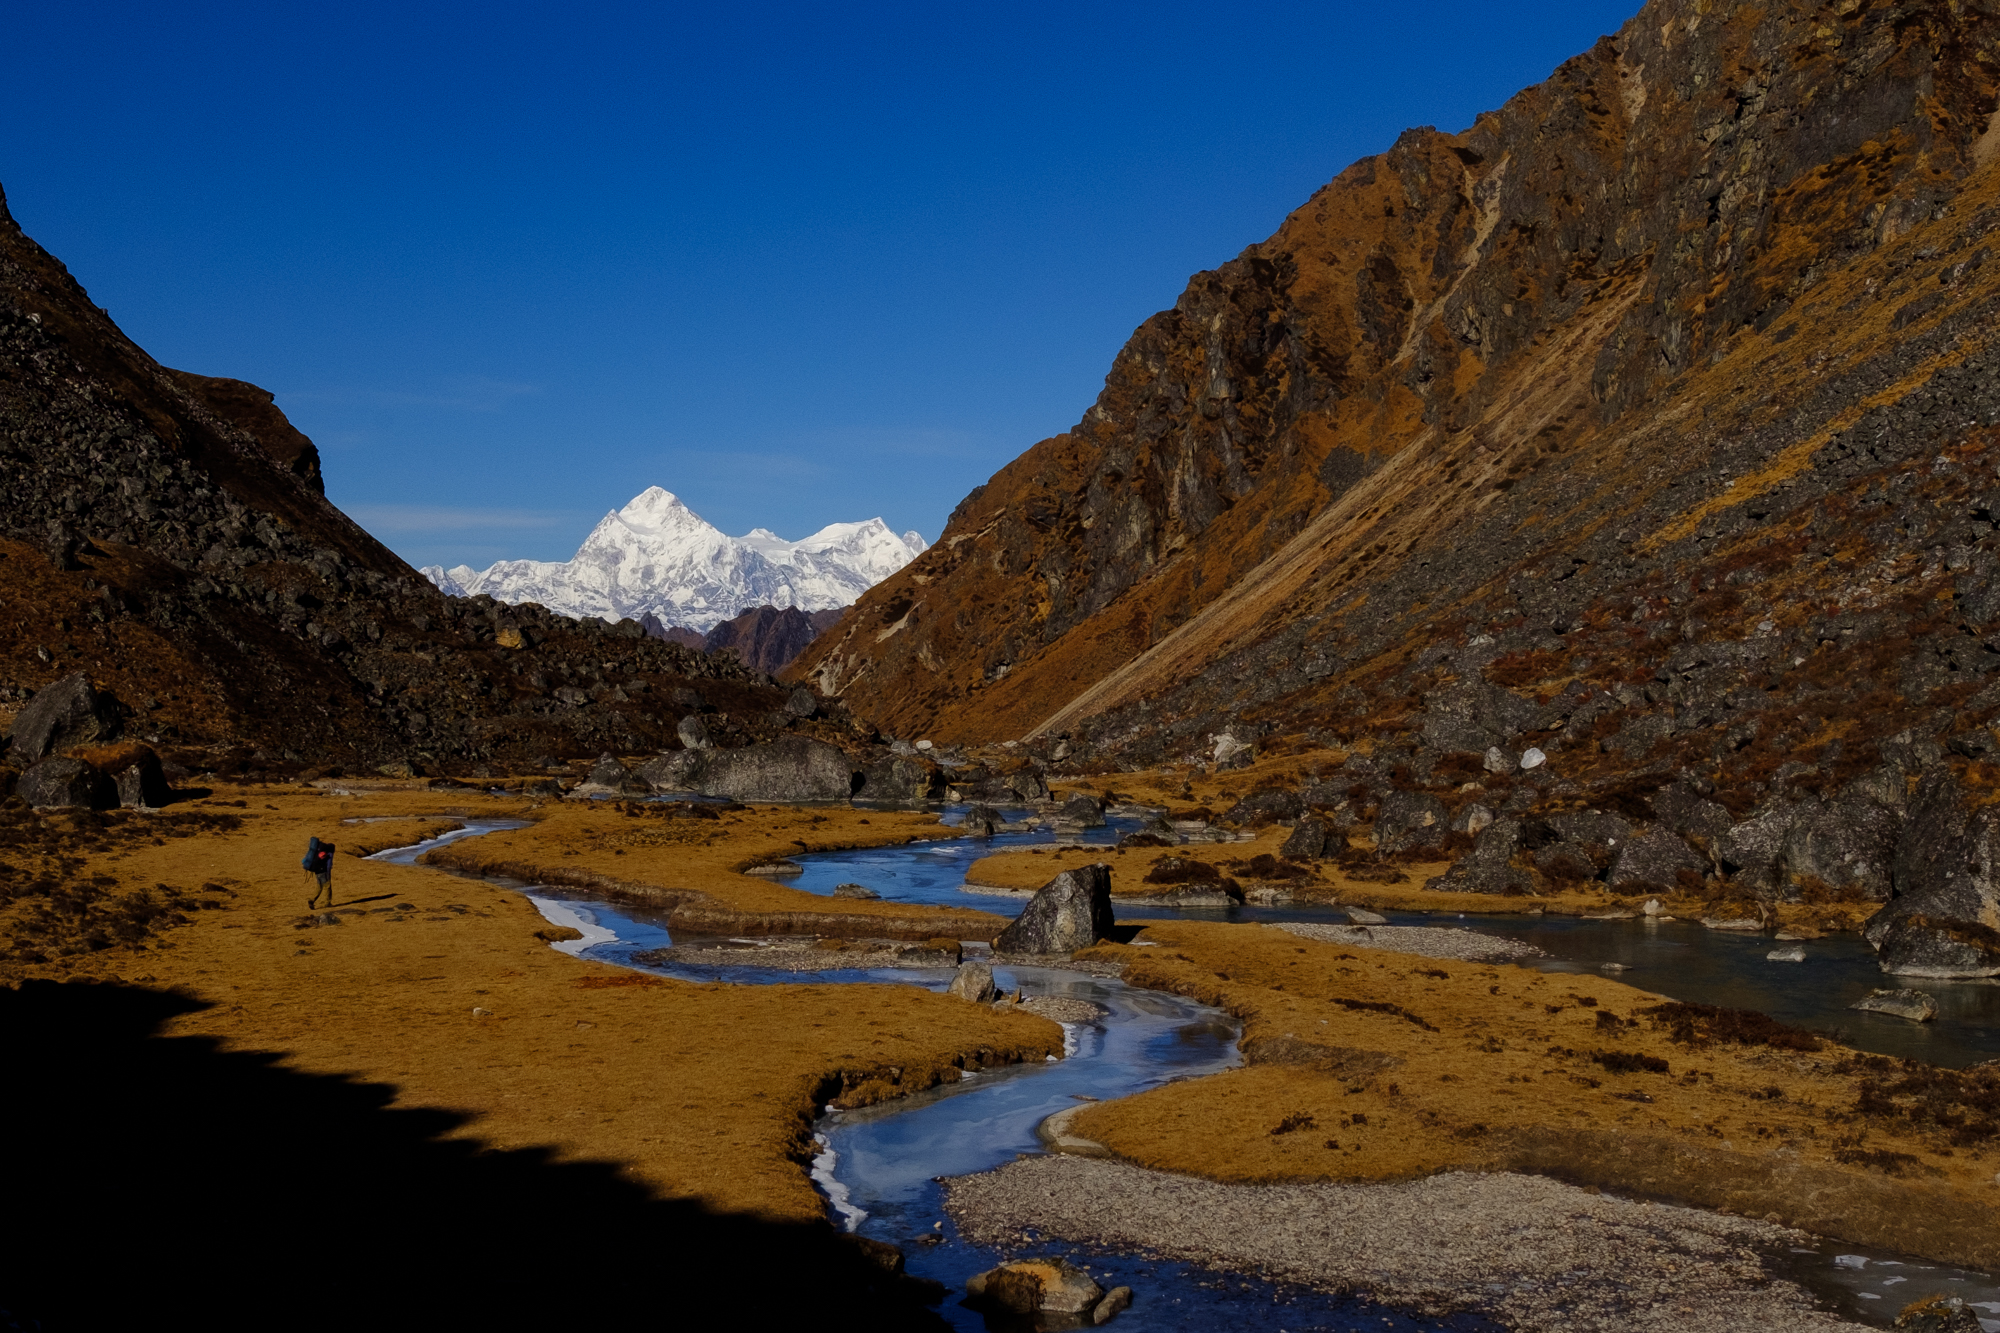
[1062, 921, 2000, 1272]
[947, 1156, 1865, 1333]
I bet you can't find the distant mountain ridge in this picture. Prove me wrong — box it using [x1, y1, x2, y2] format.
[423, 487, 926, 633]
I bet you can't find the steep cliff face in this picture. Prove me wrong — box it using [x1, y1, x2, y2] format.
[793, 0, 2000, 755]
[0, 184, 792, 769]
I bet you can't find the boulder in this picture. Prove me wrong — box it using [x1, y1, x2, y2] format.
[1220, 789, 1303, 827]
[1649, 781, 1735, 843]
[1766, 944, 1807, 962]
[855, 754, 940, 803]
[965, 1259, 1103, 1321]
[1606, 827, 1707, 892]
[1346, 908, 1388, 925]
[1093, 1287, 1134, 1324]
[676, 714, 711, 750]
[831, 882, 881, 900]
[1875, 915, 2000, 979]
[784, 686, 819, 719]
[17, 756, 115, 809]
[76, 743, 170, 808]
[637, 750, 706, 792]
[1715, 800, 1803, 896]
[575, 754, 640, 796]
[1851, 988, 1939, 1022]
[1056, 792, 1107, 828]
[1373, 790, 1448, 856]
[8, 674, 122, 761]
[1784, 792, 1901, 900]
[1452, 803, 1495, 836]
[1867, 766, 2000, 952]
[1426, 817, 1534, 895]
[1158, 884, 1236, 907]
[961, 804, 1002, 837]
[945, 960, 997, 1003]
[1280, 816, 1332, 860]
[643, 736, 860, 803]
[995, 864, 1115, 955]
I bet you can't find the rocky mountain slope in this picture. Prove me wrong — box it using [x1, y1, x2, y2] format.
[703, 605, 848, 674]
[0, 185, 818, 774]
[790, 0, 2000, 970]
[424, 487, 925, 633]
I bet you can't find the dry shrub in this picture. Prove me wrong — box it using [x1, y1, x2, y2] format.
[1269, 1111, 1317, 1136]
[1851, 1062, 2000, 1146]
[1485, 649, 1566, 688]
[1831, 1144, 1936, 1178]
[1640, 1001, 1823, 1052]
[1144, 857, 1223, 886]
[1591, 1049, 1669, 1075]
[1228, 853, 1312, 881]
[1796, 875, 1869, 905]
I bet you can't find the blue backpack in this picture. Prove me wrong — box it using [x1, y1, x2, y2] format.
[303, 836, 329, 871]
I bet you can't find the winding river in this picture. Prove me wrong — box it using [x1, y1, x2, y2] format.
[368, 808, 2000, 1331]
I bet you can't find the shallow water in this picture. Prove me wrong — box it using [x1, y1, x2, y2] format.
[783, 807, 2000, 1068]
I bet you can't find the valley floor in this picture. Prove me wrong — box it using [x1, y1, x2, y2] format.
[2, 771, 1993, 1329]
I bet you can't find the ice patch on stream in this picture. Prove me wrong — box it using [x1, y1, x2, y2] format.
[812, 1134, 868, 1232]
[526, 895, 619, 956]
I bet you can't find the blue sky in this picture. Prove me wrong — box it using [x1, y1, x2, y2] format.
[3, 1, 1637, 571]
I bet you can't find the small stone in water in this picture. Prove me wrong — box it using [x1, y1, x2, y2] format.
[1767, 945, 1806, 962]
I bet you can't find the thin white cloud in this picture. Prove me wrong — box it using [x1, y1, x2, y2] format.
[345, 504, 579, 535]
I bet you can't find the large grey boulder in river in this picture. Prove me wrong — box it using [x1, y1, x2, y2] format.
[638, 735, 860, 802]
[994, 865, 1115, 955]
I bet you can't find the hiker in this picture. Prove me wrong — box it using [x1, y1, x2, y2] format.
[303, 836, 337, 908]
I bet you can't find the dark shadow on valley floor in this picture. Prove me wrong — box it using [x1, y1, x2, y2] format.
[0, 980, 945, 1331]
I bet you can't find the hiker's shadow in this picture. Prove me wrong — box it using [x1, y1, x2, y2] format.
[0, 981, 944, 1331]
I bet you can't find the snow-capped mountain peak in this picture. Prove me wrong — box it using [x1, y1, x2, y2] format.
[418, 488, 925, 633]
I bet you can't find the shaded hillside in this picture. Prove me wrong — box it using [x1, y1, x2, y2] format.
[794, 0, 2000, 777]
[0, 183, 817, 772]
[706, 605, 847, 674]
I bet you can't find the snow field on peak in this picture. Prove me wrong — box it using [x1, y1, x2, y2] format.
[418, 487, 924, 633]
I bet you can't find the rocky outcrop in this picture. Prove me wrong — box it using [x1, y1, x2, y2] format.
[994, 865, 1115, 955]
[639, 736, 860, 802]
[6, 674, 122, 761]
[854, 754, 940, 804]
[1865, 766, 2000, 975]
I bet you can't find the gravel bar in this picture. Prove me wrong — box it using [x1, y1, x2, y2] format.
[945, 1156, 1864, 1333]
[1273, 921, 1545, 963]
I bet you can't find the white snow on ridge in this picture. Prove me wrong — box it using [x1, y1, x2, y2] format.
[417, 487, 926, 633]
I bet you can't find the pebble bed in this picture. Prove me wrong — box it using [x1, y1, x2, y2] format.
[946, 1156, 1867, 1333]
[1272, 921, 1546, 963]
